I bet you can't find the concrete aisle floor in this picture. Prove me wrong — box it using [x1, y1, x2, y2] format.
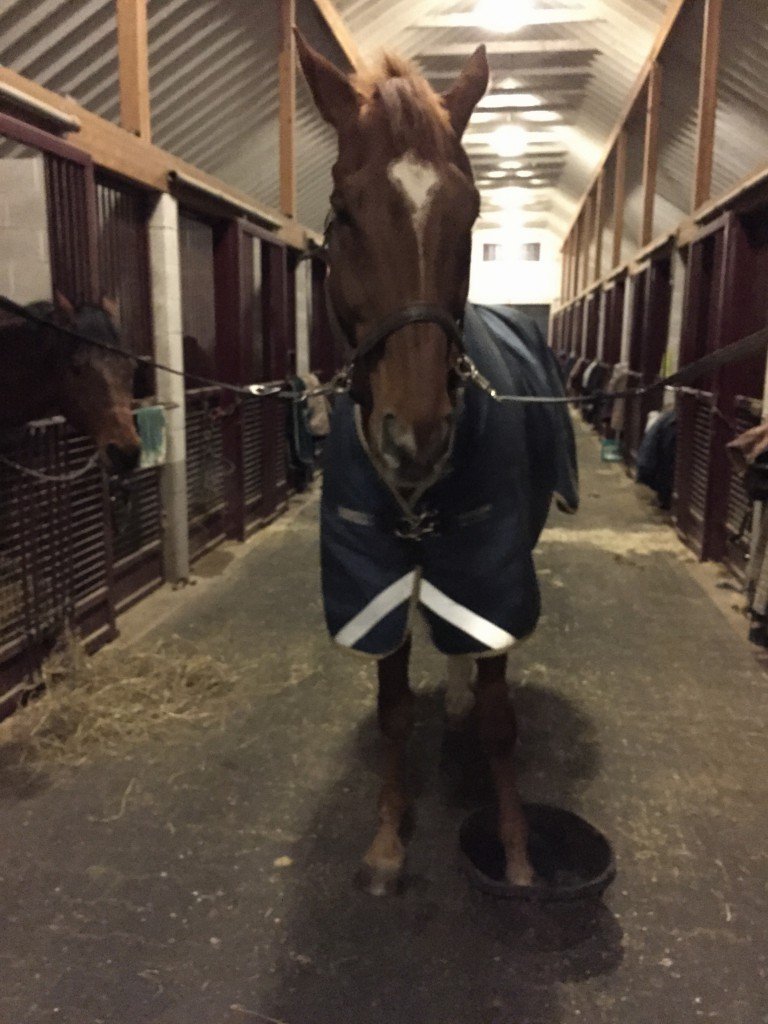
[1, 424, 768, 1024]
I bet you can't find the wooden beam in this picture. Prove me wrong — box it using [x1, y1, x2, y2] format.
[279, 0, 296, 219]
[115, 0, 151, 139]
[310, 0, 362, 70]
[0, 64, 308, 248]
[417, 11, 600, 28]
[593, 171, 605, 281]
[641, 62, 662, 246]
[420, 41, 594, 57]
[563, 0, 689, 238]
[573, 216, 582, 299]
[612, 130, 628, 269]
[693, 0, 723, 209]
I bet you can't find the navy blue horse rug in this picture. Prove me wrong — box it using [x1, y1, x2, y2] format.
[320, 304, 579, 658]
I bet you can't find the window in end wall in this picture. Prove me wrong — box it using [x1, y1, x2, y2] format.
[483, 243, 503, 262]
[520, 242, 541, 262]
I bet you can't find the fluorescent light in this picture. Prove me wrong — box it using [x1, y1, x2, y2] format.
[473, 0, 536, 33]
[490, 124, 529, 156]
[479, 92, 543, 109]
[499, 159, 522, 170]
[487, 170, 507, 178]
[469, 111, 502, 124]
[520, 109, 562, 123]
[516, 169, 535, 178]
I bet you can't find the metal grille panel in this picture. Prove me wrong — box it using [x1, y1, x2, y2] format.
[185, 392, 226, 557]
[0, 420, 113, 662]
[242, 398, 264, 509]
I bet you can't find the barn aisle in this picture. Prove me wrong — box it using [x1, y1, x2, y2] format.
[1, 424, 767, 1024]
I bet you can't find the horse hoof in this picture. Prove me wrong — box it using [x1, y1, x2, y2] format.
[357, 859, 403, 897]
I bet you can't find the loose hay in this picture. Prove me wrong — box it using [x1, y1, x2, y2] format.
[1, 631, 240, 769]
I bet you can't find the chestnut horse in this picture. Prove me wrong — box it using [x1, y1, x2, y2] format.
[0, 292, 141, 474]
[297, 35, 577, 895]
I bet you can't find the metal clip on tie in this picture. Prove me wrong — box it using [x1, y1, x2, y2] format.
[246, 383, 283, 398]
[456, 355, 500, 401]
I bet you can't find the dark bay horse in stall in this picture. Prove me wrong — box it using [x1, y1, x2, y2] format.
[0, 292, 141, 474]
[296, 35, 577, 894]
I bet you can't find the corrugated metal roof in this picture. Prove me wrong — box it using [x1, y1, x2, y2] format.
[2, 1, 766, 241]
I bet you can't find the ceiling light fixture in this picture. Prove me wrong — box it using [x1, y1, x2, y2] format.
[479, 92, 544, 110]
[520, 109, 562, 123]
[473, 0, 536, 33]
[490, 124, 529, 156]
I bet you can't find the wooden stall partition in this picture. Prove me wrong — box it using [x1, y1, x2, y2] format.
[622, 256, 672, 467]
[177, 207, 228, 562]
[260, 238, 291, 521]
[673, 216, 728, 558]
[0, 113, 117, 710]
[234, 224, 294, 535]
[96, 172, 164, 612]
[710, 209, 768, 578]
[309, 254, 340, 382]
[584, 288, 600, 362]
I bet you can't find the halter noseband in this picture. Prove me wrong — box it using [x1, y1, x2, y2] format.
[310, 218, 466, 388]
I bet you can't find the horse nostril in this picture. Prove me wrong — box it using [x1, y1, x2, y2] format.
[106, 443, 140, 475]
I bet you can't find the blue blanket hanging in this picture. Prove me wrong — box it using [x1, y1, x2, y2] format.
[320, 303, 579, 657]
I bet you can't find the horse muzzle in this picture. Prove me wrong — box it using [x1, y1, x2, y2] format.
[105, 442, 141, 475]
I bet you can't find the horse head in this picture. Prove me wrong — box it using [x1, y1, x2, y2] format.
[52, 292, 142, 475]
[297, 34, 488, 490]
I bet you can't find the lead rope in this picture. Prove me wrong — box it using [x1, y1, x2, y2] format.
[0, 450, 100, 483]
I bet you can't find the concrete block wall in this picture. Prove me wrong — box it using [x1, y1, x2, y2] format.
[148, 193, 189, 584]
[295, 257, 310, 378]
[0, 155, 52, 304]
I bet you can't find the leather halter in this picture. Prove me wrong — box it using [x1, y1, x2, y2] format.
[311, 218, 466, 380]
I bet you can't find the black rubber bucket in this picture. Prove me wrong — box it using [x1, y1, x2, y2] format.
[459, 804, 616, 902]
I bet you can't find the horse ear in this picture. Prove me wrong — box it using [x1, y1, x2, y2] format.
[54, 289, 76, 322]
[294, 29, 360, 132]
[101, 295, 120, 326]
[442, 45, 489, 138]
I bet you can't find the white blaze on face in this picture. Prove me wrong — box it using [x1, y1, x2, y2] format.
[387, 152, 440, 284]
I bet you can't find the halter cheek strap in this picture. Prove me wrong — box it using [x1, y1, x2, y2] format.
[322, 267, 466, 389]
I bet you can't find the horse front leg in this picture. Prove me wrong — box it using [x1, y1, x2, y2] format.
[475, 653, 534, 887]
[361, 636, 414, 896]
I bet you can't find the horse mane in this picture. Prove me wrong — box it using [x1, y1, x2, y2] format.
[355, 54, 452, 161]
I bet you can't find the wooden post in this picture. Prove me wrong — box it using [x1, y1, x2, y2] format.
[641, 62, 662, 247]
[279, 0, 297, 219]
[573, 216, 582, 298]
[693, 0, 723, 210]
[612, 130, 627, 268]
[594, 171, 605, 281]
[116, 0, 151, 139]
[563, 234, 571, 299]
[560, 240, 568, 303]
[581, 192, 593, 291]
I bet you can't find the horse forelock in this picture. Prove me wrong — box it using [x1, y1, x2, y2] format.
[355, 55, 452, 161]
